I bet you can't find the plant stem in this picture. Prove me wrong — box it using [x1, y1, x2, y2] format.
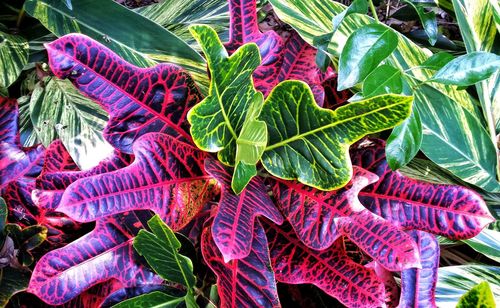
[16, 7, 25, 29]
[368, 0, 379, 23]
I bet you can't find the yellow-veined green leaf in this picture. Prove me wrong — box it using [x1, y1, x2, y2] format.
[457, 281, 496, 308]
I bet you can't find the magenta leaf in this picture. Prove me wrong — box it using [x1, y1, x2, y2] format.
[366, 261, 400, 307]
[399, 230, 439, 308]
[205, 158, 282, 262]
[225, 0, 329, 104]
[201, 220, 280, 308]
[40, 140, 79, 174]
[27, 211, 161, 305]
[42, 133, 218, 229]
[45, 34, 202, 153]
[337, 209, 421, 271]
[268, 166, 378, 250]
[321, 74, 352, 109]
[264, 219, 386, 308]
[0, 97, 45, 189]
[351, 139, 495, 240]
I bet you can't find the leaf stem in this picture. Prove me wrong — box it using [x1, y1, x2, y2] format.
[16, 7, 25, 29]
[368, 0, 379, 23]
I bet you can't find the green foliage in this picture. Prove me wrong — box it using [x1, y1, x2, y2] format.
[0, 31, 28, 91]
[133, 215, 196, 307]
[112, 291, 185, 308]
[457, 281, 496, 308]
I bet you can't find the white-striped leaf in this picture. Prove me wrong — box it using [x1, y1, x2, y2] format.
[0, 31, 28, 89]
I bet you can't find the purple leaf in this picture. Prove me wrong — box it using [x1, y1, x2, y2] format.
[45, 34, 202, 153]
[350, 139, 495, 240]
[201, 220, 280, 308]
[399, 230, 439, 308]
[264, 219, 386, 308]
[205, 158, 283, 262]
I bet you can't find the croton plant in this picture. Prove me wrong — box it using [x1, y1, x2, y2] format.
[0, 0, 498, 307]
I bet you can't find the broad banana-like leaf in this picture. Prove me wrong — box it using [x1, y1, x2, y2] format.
[24, 0, 209, 93]
[399, 230, 439, 308]
[259, 80, 412, 190]
[43, 133, 218, 228]
[30, 76, 113, 170]
[27, 211, 161, 305]
[264, 220, 386, 308]
[188, 25, 261, 165]
[45, 34, 202, 154]
[336, 210, 421, 271]
[268, 166, 377, 250]
[0, 31, 28, 89]
[350, 139, 495, 239]
[205, 158, 283, 262]
[0, 97, 45, 189]
[201, 220, 280, 308]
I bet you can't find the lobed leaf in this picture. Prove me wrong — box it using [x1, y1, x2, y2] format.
[201, 220, 280, 308]
[260, 80, 412, 190]
[205, 158, 283, 262]
[352, 138, 495, 239]
[45, 33, 202, 154]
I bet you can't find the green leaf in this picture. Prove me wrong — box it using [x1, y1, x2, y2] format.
[0, 31, 28, 89]
[331, 0, 368, 33]
[457, 282, 496, 308]
[133, 215, 196, 291]
[386, 110, 422, 170]
[338, 24, 398, 90]
[187, 25, 261, 165]
[436, 266, 500, 306]
[463, 229, 500, 263]
[415, 84, 500, 192]
[0, 197, 6, 232]
[362, 64, 403, 97]
[232, 92, 268, 194]
[29, 77, 113, 170]
[111, 291, 184, 308]
[259, 80, 412, 190]
[419, 51, 454, 70]
[430, 52, 500, 86]
[403, 0, 438, 45]
[23, 0, 209, 94]
[0, 267, 31, 307]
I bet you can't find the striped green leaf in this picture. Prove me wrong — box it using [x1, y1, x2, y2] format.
[112, 291, 184, 308]
[24, 0, 209, 94]
[415, 85, 500, 192]
[29, 76, 113, 170]
[463, 229, 500, 263]
[436, 266, 500, 306]
[188, 25, 261, 165]
[0, 31, 28, 89]
[259, 80, 412, 190]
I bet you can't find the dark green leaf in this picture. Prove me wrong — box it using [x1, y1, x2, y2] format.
[457, 282, 496, 308]
[338, 24, 398, 90]
[187, 25, 261, 165]
[386, 110, 422, 170]
[362, 64, 403, 97]
[403, 1, 438, 45]
[463, 229, 500, 263]
[133, 215, 196, 290]
[420, 52, 454, 70]
[430, 52, 500, 86]
[331, 0, 368, 33]
[260, 80, 412, 190]
[29, 77, 113, 170]
[111, 291, 184, 308]
[0, 198, 6, 232]
[0, 31, 28, 89]
[0, 267, 31, 307]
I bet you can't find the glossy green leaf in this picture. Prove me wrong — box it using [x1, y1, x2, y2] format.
[463, 229, 500, 263]
[0, 197, 6, 232]
[419, 51, 454, 70]
[29, 76, 113, 170]
[430, 52, 500, 86]
[436, 266, 500, 306]
[403, 1, 438, 45]
[112, 291, 184, 308]
[136, 0, 229, 51]
[338, 24, 398, 90]
[232, 92, 267, 194]
[415, 85, 500, 192]
[386, 110, 422, 170]
[24, 0, 209, 94]
[362, 64, 403, 97]
[457, 282, 496, 308]
[133, 215, 196, 291]
[0, 267, 31, 307]
[260, 80, 412, 190]
[187, 25, 261, 165]
[0, 31, 28, 89]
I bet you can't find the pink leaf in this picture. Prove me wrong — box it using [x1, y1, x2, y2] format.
[201, 220, 280, 308]
[205, 158, 283, 262]
[45, 34, 202, 153]
[351, 139, 495, 240]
